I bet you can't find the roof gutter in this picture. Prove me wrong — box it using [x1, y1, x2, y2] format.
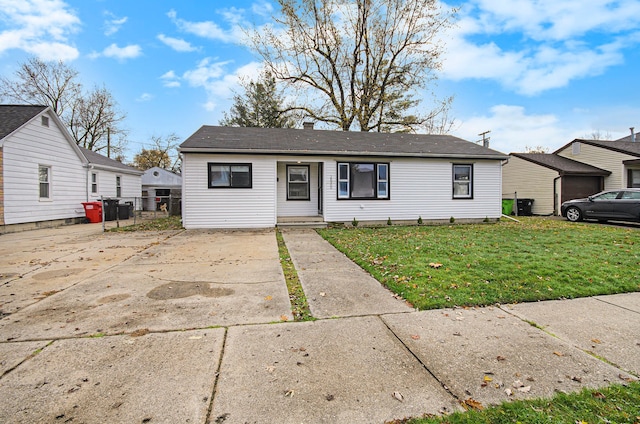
[178, 147, 509, 161]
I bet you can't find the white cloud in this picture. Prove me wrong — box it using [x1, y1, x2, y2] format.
[0, 0, 80, 61]
[167, 8, 247, 44]
[181, 59, 263, 111]
[136, 93, 154, 102]
[93, 43, 142, 60]
[252, 1, 274, 17]
[160, 70, 181, 87]
[157, 34, 197, 52]
[104, 11, 127, 36]
[440, 0, 640, 95]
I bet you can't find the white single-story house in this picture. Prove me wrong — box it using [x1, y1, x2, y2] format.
[179, 125, 509, 229]
[141, 166, 182, 212]
[502, 134, 640, 215]
[0, 105, 143, 233]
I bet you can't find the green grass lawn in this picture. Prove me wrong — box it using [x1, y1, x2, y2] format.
[318, 218, 640, 309]
[398, 381, 640, 424]
[107, 215, 183, 232]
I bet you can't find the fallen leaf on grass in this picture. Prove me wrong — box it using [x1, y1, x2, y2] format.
[428, 262, 443, 269]
[592, 391, 606, 399]
[461, 398, 483, 411]
[483, 375, 493, 382]
[280, 315, 289, 322]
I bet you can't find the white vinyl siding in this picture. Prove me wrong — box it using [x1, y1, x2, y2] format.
[276, 161, 318, 217]
[182, 154, 276, 228]
[2, 111, 86, 225]
[323, 157, 501, 222]
[88, 171, 141, 201]
[502, 156, 559, 215]
[558, 143, 636, 189]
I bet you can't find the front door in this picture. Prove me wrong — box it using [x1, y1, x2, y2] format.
[317, 162, 323, 215]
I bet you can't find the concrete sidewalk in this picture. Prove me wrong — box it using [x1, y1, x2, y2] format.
[0, 225, 638, 423]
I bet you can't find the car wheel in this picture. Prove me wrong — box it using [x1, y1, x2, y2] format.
[565, 206, 583, 222]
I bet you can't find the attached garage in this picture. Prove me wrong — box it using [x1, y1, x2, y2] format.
[503, 153, 610, 215]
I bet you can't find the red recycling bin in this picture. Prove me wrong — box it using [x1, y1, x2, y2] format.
[82, 202, 103, 223]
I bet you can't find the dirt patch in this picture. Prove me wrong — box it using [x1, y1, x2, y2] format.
[96, 294, 131, 304]
[147, 282, 234, 300]
[32, 268, 84, 281]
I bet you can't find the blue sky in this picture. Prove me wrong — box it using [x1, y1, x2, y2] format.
[1, 0, 639, 160]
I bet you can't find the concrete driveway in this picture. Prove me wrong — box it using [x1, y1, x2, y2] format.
[0, 223, 637, 424]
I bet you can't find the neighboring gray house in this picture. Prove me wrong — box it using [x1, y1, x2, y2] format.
[502, 153, 610, 215]
[141, 166, 182, 212]
[0, 104, 142, 232]
[179, 125, 508, 229]
[502, 132, 640, 215]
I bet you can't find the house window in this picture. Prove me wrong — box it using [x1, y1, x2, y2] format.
[337, 162, 389, 199]
[208, 163, 252, 188]
[628, 169, 640, 188]
[39, 165, 50, 199]
[91, 172, 98, 194]
[287, 165, 309, 200]
[453, 164, 473, 199]
[116, 176, 121, 197]
[41, 116, 49, 127]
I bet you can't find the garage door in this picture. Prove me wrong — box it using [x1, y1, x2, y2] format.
[561, 176, 602, 203]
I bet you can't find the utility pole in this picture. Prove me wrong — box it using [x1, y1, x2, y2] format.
[478, 130, 491, 148]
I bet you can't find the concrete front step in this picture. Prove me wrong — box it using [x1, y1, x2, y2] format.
[277, 216, 327, 228]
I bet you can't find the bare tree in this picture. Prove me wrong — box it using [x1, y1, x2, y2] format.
[524, 145, 550, 154]
[0, 57, 81, 116]
[132, 134, 181, 172]
[249, 0, 457, 133]
[0, 57, 127, 154]
[69, 86, 127, 156]
[585, 130, 612, 140]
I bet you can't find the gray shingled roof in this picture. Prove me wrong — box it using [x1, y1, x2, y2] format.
[180, 126, 508, 159]
[614, 132, 638, 143]
[554, 139, 640, 157]
[0, 105, 48, 140]
[79, 146, 143, 174]
[510, 153, 611, 175]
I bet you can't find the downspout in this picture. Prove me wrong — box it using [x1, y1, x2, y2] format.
[553, 175, 562, 216]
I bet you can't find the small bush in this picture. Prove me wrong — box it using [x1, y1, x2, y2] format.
[449, 216, 455, 223]
[418, 216, 423, 225]
[387, 217, 392, 226]
[352, 217, 359, 227]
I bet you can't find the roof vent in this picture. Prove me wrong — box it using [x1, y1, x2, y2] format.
[303, 121, 315, 130]
[631, 127, 636, 142]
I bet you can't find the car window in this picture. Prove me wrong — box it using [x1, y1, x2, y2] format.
[621, 191, 640, 199]
[592, 191, 620, 200]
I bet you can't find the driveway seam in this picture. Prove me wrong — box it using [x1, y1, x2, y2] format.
[206, 326, 228, 424]
[378, 314, 462, 405]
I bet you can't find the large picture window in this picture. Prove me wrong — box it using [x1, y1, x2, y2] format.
[453, 164, 473, 199]
[287, 165, 309, 200]
[39, 165, 50, 199]
[208, 163, 252, 188]
[337, 162, 389, 200]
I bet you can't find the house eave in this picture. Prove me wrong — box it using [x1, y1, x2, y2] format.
[86, 163, 144, 176]
[178, 147, 509, 161]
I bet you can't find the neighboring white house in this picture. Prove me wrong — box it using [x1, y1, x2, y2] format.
[179, 125, 509, 229]
[141, 166, 182, 212]
[0, 105, 142, 232]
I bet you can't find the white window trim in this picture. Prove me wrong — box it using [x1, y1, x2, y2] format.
[91, 172, 98, 194]
[287, 165, 310, 201]
[337, 162, 390, 200]
[453, 164, 473, 199]
[116, 175, 122, 198]
[39, 165, 51, 200]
